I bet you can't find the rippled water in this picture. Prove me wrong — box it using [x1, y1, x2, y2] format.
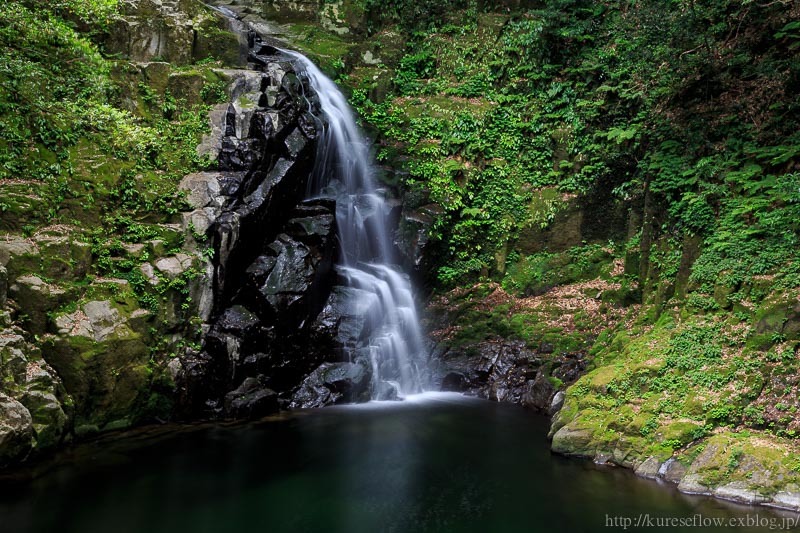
[0, 394, 792, 533]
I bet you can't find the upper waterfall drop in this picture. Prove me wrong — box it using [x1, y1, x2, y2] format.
[283, 50, 429, 398]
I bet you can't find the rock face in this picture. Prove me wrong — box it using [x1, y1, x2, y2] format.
[290, 361, 371, 408]
[0, 394, 33, 466]
[173, 32, 371, 417]
[106, 0, 247, 66]
[437, 339, 585, 413]
[395, 203, 441, 278]
[0, 333, 71, 458]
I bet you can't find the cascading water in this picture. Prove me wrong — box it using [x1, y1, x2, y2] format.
[283, 50, 429, 398]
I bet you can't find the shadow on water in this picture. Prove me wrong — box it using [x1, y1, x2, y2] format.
[0, 394, 796, 533]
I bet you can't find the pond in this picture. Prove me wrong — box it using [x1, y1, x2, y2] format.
[0, 393, 793, 532]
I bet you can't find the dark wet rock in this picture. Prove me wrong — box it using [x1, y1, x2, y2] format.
[247, 234, 316, 320]
[219, 137, 264, 171]
[396, 203, 442, 271]
[286, 212, 335, 245]
[204, 305, 263, 369]
[551, 355, 586, 384]
[284, 128, 308, 157]
[522, 372, 556, 412]
[441, 372, 470, 392]
[290, 362, 371, 408]
[245, 255, 279, 289]
[217, 305, 261, 336]
[308, 287, 371, 356]
[243, 206, 336, 327]
[298, 111, 320, 139]
[437, 339, 584, 413]
[250, 110, 275, 140]
[236, 352, 271, 380]
[177, 25, 386, 419]
[224, 376, 278, 419]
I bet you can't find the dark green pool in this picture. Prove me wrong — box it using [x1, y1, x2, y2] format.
[0, 393, 794, 532]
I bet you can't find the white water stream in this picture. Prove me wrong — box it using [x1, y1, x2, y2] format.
[284, 51, 429, 398]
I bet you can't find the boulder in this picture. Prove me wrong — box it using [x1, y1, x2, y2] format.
[396, 203, 441, 270]
[659, 457, 688, 483]
[374, 380, 400, 401]
[0, 237, 40, 281]
[441, 372, 470, 392]
[549, 390, 566, 414]
[45, 298, 152, 430]
[223, 377, 278, 419]
[55, 300, 131, 342]
[34, 234, 91, 281]
[290, 361, 371, 408]
[19, 389, 67, 450]
[180, 172, 226, 210]
[9, 276, 69, 335]
[635, 456, 662, 479]
[0, 334, 71, 453]
[522, 371, 556, 412]
[713, 481, 769, 505]
[105, 0, 231, 66]
[0, 393, 33, 466]
[248, 234, 315, 318]
[154, 254, 193, 279]
[309, 286, 371, 355]
[551, 424, 595, 457]
[204, 305, 263, 369]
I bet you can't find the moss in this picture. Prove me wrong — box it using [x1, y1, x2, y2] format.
[0, 182, 49, 232]
[659, 420, 703, 445]
[288, 23, 355, 75]
[193, 23, 242, 66]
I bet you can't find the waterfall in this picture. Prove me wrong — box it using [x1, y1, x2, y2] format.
[283, 51, 429, 399]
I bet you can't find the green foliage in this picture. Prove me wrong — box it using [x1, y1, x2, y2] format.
[354, 0, 472, 33]
[350, 0, 800, 292]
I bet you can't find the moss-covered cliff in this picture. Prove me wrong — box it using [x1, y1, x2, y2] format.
[0, 0, 248, 463]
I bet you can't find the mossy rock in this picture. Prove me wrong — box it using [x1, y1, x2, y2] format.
[142, 62, 172, 95]
[9, 276, 75, 335]
[347, 66, 393, 100]
[46, 335, 151, 429]
[35, 233, 91, 282]
[658, 420, 702, 446]
[0, 237, 40, 281]
[0, 182, 49, 232]
[42, 298, 157, 430]
[551, 423, 596, 457]
[713, 283, 736, 310]
[22, 390, 68, 450]
[263, 1, 321, 23]
[168, 72, 206, 107]
[680, 432, 800, 497]
[754, 296, 799, 336]
[193, 22, 245, 67]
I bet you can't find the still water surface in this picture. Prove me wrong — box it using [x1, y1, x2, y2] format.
[0, 393, 792, 532]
